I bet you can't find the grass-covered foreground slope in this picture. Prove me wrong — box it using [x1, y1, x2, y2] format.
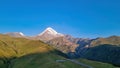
[12, 54, 116, 68]
[11, 52, 86, 68]
[77, 59, 115, 68]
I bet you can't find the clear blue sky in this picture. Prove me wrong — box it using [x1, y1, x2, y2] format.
[0, 0, 120, 38]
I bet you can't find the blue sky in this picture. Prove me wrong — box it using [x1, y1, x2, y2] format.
[0, 0, 120, 38]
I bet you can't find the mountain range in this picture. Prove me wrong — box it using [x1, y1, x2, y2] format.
[0, 34, 115, 68]
[3, 27, 120, 67]
[5, 27, 80, 53]
[4, 27, 97, 54]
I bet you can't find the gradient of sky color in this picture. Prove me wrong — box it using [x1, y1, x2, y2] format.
[0, 0, 120, 38]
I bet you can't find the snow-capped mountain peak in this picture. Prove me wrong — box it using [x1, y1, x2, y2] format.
[38, 27, 64, 41]
[44, 27, 58, 35]
[19, 32, 25, 36]
[39, 27, 63, 36]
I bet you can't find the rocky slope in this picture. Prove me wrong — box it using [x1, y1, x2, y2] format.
[47, 37, 78, 53]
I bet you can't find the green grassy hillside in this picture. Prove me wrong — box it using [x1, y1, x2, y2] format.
[77, 59, 115, 68]
[11, 53, 85, 68]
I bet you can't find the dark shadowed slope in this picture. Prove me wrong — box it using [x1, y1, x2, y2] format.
[82, 44, 120, 66]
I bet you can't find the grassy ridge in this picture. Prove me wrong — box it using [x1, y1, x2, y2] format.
[90, 36, 120, 46]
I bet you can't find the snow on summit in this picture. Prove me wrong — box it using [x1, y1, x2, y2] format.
[39, 27, 63, 36]
[37, 27, 64, 41]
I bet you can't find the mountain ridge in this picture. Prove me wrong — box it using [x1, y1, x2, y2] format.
[5, 32, 25, 37]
